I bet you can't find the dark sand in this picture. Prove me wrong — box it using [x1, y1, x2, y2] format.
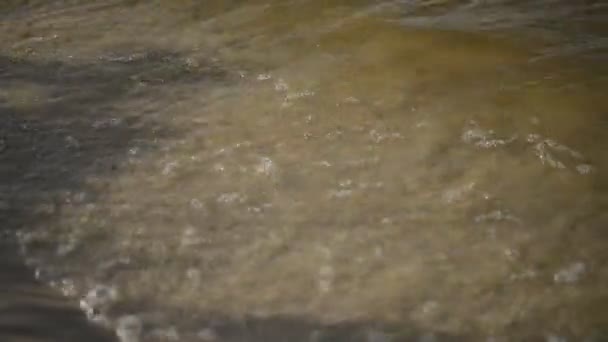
[0, 239, 117, 342]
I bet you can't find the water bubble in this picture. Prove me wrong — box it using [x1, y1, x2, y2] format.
[65, 135, 80, 149]
[190, 198, 204, 209]
[369, 129, 403, 144]
[533, 142, 565, 169]
[247, 206, 262, 213]
[186, 268, 201, 281]
[418, 333, 438, 342]
[345, 156, 380, 167]
[50, 278, 78, 297]
[503, 248, 520, 261]
[528, 134, 587, 171]
[57, 236, 79, 256]
[128, 147, 140, 156]
[462, 121, 516, 148]
[217, 192, 246, 204]
[34, 202, 57, 214]
[80, 284, 118, 319]
[214, 147, 229, 156]
[554, 262, 586, 284]
[546, 334, 568, 342]
[72, 191, 88, 203]
[309, 329, 325, 342]
[527, 133, 542, 143]
[339, 179, 353, 188]
[342, 96, 360, 104]
[274, 78, 289, 91]
[509, 269, 537, 281]
[97, 257, 132, 277]
[318, 265, 334, 293]
[92, 313, 112, 328]
[285, 90, 315, 101]
[328, 189, 353, 199]
[92, 118, 123, 129]
[420, 301, 439, 315]
[34, 267, 59, 282]
[474, 210, 521, 225]
[162, 161, 179, 175]
[411, 300, 440, 321]
[366, 329, 392, 342]
[197, 327, 218, 341]
[576, 164, 594, 175]
[116, 315, 143, 342]
[545, 139, 584, 159]
[257, 73, 272, 81]
[414, 120, 428, 128]
[17, 229, 49, 246]
[255, 156, 277, 177]
[314, 160, 332, 167]
[181, 226, 201, 247]
[442, 182, 475, 203]
[212, 163, 225, 172]
[149, 326, 179, 341]
[234, 141, 252, 149]
[23, 255, 39, 267]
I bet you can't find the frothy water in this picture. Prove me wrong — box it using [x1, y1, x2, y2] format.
[1, 1, 607, 341]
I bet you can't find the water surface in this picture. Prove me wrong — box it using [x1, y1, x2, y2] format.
[1, 1, 607, 341]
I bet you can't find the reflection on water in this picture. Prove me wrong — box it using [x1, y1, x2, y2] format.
[1, 1, 608, 341]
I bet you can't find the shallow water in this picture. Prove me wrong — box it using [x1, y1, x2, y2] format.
[1, 1, 608, 341]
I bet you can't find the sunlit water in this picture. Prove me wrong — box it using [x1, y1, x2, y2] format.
[1, 1, 607, 341]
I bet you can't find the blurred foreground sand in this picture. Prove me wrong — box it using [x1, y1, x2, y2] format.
[0, 240, 116, 342]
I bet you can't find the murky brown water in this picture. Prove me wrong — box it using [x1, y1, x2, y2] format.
[1, 1, 608, 341]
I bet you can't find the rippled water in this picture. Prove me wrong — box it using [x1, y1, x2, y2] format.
[1, 1, 608, 341]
